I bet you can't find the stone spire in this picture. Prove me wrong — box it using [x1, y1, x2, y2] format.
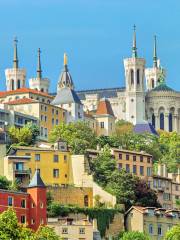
[37, 48, 42, 79]
[132, 25, 137, 58]
[153, 35, 158, 68]
[13, 37, 18, 69]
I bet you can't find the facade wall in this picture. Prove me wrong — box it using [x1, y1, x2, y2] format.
[16, 148, 71, 186]
[0, 144, 6, 176]
[47, 186, 93, 208]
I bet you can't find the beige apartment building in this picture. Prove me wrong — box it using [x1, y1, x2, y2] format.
[126, 206, 180, 240]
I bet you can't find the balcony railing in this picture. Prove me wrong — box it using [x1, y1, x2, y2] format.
[14, 169, 31, 175]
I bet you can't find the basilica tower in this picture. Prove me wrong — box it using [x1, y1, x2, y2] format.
[29, 48, 50, 93]
[124, 26, 146, 125]
[5, 38, 26, 91]
[145, 36, 166, 90]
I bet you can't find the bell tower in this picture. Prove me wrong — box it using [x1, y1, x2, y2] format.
[124, 26, 146, 125]
[29, 48, 50, 93]
[145, 36, 166, 91]
[5, 37, 26, 91]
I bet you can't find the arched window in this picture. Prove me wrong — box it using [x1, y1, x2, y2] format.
[17, 79, 21, 89]
[169, 113, 173, 132]
[11, 79, 14, 90]
[151, 79, 155, 88]
[160, 113, 164, 130]
[131, 69, 134, 84]
[84, 195, 89, 207]
[137, 69, 140, 84]
[152, 113, 155, 128]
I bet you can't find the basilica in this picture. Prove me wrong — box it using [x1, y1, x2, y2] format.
[0, 28, 180, 134]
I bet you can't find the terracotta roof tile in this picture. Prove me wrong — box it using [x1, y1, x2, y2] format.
[96, 99, 114, 116]
[4, 98, 36, 105]
[0, 88, 53, 98]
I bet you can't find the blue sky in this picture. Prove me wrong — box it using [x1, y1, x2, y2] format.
[0, 0, 180, 92]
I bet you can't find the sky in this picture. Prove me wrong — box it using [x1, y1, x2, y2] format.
[0, 0, 180, 93]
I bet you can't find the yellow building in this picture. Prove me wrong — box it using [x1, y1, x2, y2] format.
[48, 218, 94, 240]
[126, 206, 180, 240]
[5, 141, 71, 187]
[4, 98, 66, 140]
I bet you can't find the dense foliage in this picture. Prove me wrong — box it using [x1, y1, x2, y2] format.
[8, 123, 40, 146]
[164, 225, 180, 240]
[49, 121, 97, 154]
[118, 231, 150, 240]
[0, 208, 60, 240]
[0, 175, 20, 191]
[48, 203, 122, 237]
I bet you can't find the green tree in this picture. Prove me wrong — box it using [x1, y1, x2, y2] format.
[164, 225, 180, 240]
[35, 226, 60, 240]
[115, 120, 133, 136]
[119, 231, 150, 240]
[8, 125, 32, 146]
[0, 208, 21, 240]
[106, 169, 137, 210]
[0, 176, 11, 189]
[49, 121, 97, 154]
[92, 145, 116, 187]
[26, 122, 40, 144]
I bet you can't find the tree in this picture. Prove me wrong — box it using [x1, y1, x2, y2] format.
[92, 145, 116, 187]
[115, 120, 133, 136]
[119, 231, 150, 240]
[0, 208, 21, 239]
[164, 225, 180, 240]
[35, 226, 60, 240]
[134, 179, 161, 208]
[8, 125, 32, 146]
[26, 122, 40, 144]
[49, 121, 97, 154]
[0, 176, 11, 190]
[106, 169, 137, 210]
[96, 135, 120, 148]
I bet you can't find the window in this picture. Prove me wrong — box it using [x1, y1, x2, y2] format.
[41, 115, 43, 121]
[53, 169, 59, 178]
[21, 199, 26, 208]
[31, 219, 35, 225]
[147, 167, 152, 177]
[44, 116, 47, 122]
[54, 155, 59, 162]
[140, 156, 143, 162]
[52, 118, 54, 125]
[158, 224, 162, 236]
[149, 224, 153, 235]
[8, 196, 13, 206]
[41, 127, 43, 136]
[118, 163, 122, 170]
[133, 155, 136, 161]
[44, 106, 47, 112]
[126, 164, 130, 173]
[79, 228, 85, 234]
[130, 69, 134, 84]
[147, 157, 151, 163]
[84, 195, 89, 207]
[169, 113, 173, 132]
[41, 105, 43, 111]
[44, 128, 48, 138]
[137, 69, 140, 84]
[152, 113, 155, 128]
[160, 113, 164, 130]
[40, 202, 44, 208]
[64, 155, 67, 163]
[42, 98, 45, 103]
[133, 165, 137, 174]
[100, 122, 104, 128]
[140, 166, 144, 175]
[119, 153, 122, 160]
[52, 109, 54, 114]
[17, 79, 21, 89]
[35, 154, 40, 161]
[31, 202, 35, 208]
[56, 119, 58, 125]
[151, 79, 155, 88]
[21, 215, 26, 224]
[11, 79, 14, 90]
[56, 110, 58, 115]
[62, 228, 68, 234]
[176, 185, 179, 191]
[126, 154, 129, 160]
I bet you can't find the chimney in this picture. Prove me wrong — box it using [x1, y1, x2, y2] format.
[163, 164, 168, 178]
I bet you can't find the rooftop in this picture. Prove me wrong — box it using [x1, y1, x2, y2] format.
[28, 169, 46, 188]
[96, 98, 115, 116]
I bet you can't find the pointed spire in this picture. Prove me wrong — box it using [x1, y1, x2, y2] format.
[28, 169, 45, 188]
[132, 25, 137, 58]
[64, 53, 68, 66]
[13, 37, 18, 69]
[153, 35, 158, 68]
[37, 48, 42, 79]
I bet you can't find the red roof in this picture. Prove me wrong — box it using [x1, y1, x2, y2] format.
[4, 98, 36, 105]
[0, 88, 53, 98]
[96, 99, 115, 116]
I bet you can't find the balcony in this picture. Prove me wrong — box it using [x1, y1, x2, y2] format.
[14, 169, 31, 175]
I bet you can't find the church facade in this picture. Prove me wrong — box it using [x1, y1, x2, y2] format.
[76, 31, 180, 133]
